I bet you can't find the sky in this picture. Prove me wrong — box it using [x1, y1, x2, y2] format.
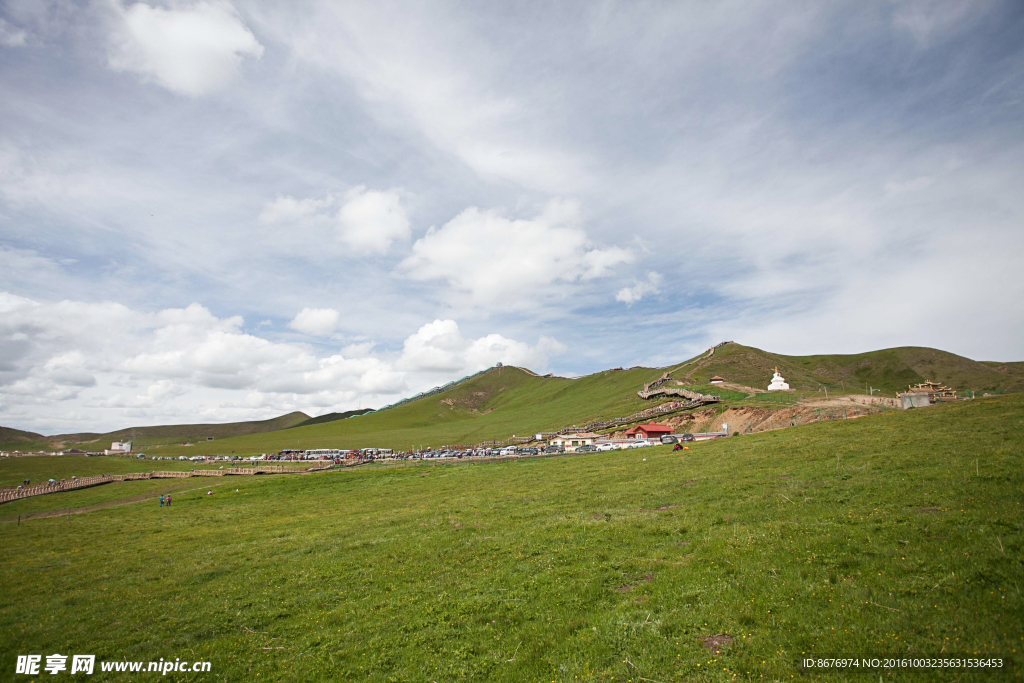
[1, 0, 1022, 434]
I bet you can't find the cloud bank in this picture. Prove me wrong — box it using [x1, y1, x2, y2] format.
[0, 293, 564, 433]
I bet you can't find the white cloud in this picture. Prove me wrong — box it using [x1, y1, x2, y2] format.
[258, 187, 409, 255]
[616, 272, 662, 305]
[288, 307, 340, 336]
[0, 17, 28, 47]
[892, 0, 987, 46]
[341, 341, 376, 358]
[258, 194, 334, 224]
[251, 5, 589, 192]
[399, 199, 633, 305]
[0, 293, 565, 433]
[107, 0, 264, 97]
[336, 186, 410, 254]
[396, 319, 564, 374]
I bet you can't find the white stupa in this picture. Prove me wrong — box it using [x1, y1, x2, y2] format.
[767, 367, 790, 392]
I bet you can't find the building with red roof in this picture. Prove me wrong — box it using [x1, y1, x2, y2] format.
[624, 423, 674, 440]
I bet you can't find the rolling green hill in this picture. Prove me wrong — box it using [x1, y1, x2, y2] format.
[676, 343, 1024, 395]
[0, 412, 312, 452]
[5, 343, 1020, 457]
[144, 365, 665, 456]
[0, 426, 51, 453]
[290, 409, 374, 429]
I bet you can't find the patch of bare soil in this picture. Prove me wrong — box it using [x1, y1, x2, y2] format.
[438, 389, 495, 412]
[701, 634, 733, 653]
[720, 381, 761, 395]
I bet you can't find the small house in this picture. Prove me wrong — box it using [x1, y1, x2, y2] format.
[709, 376, 725, 384]
[549, 432, 600, 452]
[624, 423, 674, 440]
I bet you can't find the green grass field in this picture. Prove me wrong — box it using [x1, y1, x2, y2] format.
[0, 455, 217, 488]
[1, 395, 1021, 681]
[0, 478, 209, 519]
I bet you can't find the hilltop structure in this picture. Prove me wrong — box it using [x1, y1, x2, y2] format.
[767, 368, 790, 392]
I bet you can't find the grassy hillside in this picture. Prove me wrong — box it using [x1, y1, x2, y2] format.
[145, 366, 664, 456]
[5, 343, 1019, 457]
[2, 395, 1020, 681]
[291, 408, 374, 429]
[114, 344, 1024, 457]
[0, 412, 312, 452]
[679, 343, 1024, 395]
[0, 426, 50, 453]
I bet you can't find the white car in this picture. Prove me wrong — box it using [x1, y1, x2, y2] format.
[595, 443, 617, 452]
[628, 440, 652, 449]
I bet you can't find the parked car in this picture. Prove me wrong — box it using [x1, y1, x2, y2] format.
[628, 440, 652, 449]
[518, 447, 539, 455]
[678, 434, 695, 442]
[577, 444, 597, 453]
[543, 445, 563, 454]
[595, 443, 617, 452]
[660, 435, 678, 444]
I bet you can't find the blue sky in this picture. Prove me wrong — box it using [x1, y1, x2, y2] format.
[1, 0, 1022, 433]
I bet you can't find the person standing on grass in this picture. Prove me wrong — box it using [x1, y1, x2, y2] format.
[159, 495, 165, 507]
[166, 494, 171, 507]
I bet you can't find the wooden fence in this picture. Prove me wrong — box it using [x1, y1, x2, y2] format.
[0, 463, 329, 505]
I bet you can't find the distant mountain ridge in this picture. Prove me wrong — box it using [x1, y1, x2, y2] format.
[290, 409, 375, 428]
[2, 344, 1020, 453]
[673, 344, 1024, 395]
[0, 412, 313, 452]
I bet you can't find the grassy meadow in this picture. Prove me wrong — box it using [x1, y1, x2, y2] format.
[1, 395, 1021, 681]
[0, 455, 212, 488]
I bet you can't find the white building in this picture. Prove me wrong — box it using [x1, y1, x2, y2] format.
[109, 441, 132, 452]
[549, 433, 600, 452]
[767, 368, 790, 392]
